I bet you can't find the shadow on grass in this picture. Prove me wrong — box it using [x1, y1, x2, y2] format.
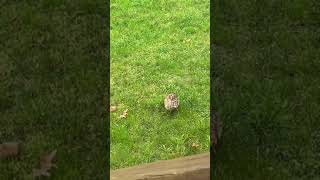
[143, 102, 181, 121]
[166, 109, 179, 117]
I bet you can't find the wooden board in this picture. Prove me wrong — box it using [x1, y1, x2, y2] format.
[111, 153, 210, 180]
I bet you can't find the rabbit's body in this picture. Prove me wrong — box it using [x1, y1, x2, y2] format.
[164, 93, 179, 111]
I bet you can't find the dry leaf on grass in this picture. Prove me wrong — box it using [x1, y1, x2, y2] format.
[32, 150, 57, 178]
[32, 168, 51, 177]
[0, 142, 20, 159]
[119, 109, 128, 119]
[110, 106, 117, 112]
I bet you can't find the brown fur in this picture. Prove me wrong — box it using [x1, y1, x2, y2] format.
[164, 93, 179, 111]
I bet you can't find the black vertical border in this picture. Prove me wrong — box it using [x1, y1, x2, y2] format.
[210, 0, 214, 179]
[106, 0, 111, 179]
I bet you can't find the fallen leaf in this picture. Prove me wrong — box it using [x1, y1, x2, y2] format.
[191, 143, 199, 148]
[32, 150, 57, 178]
[0, 142, 20, 159]
[40, 149, 57, 169]
[110, 106, 117, 112]
[119, 109, 128, 119]
[32, 168, 50, 177]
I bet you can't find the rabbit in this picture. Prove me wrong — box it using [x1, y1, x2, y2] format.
[164, 93, 179, 111]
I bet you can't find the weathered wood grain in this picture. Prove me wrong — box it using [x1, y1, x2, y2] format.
[111, 153, 210, 180]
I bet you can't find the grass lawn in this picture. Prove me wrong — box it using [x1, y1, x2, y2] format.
[110, 0, 210, 169]
[213, 0, 320, 179]
[0, 1, 107, 179]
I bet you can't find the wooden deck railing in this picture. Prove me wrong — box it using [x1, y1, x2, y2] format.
[111, 153, 210, 180]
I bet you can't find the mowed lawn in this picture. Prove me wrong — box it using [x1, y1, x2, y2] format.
[0, 1, 107, 179]
[213, 0, 320, 179]
[110, 0, 210, 169]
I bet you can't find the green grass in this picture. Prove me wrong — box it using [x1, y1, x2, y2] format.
[110, 0, 210, 169]
[213, 0, 320, 179]
[0, 1, 107, 179]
